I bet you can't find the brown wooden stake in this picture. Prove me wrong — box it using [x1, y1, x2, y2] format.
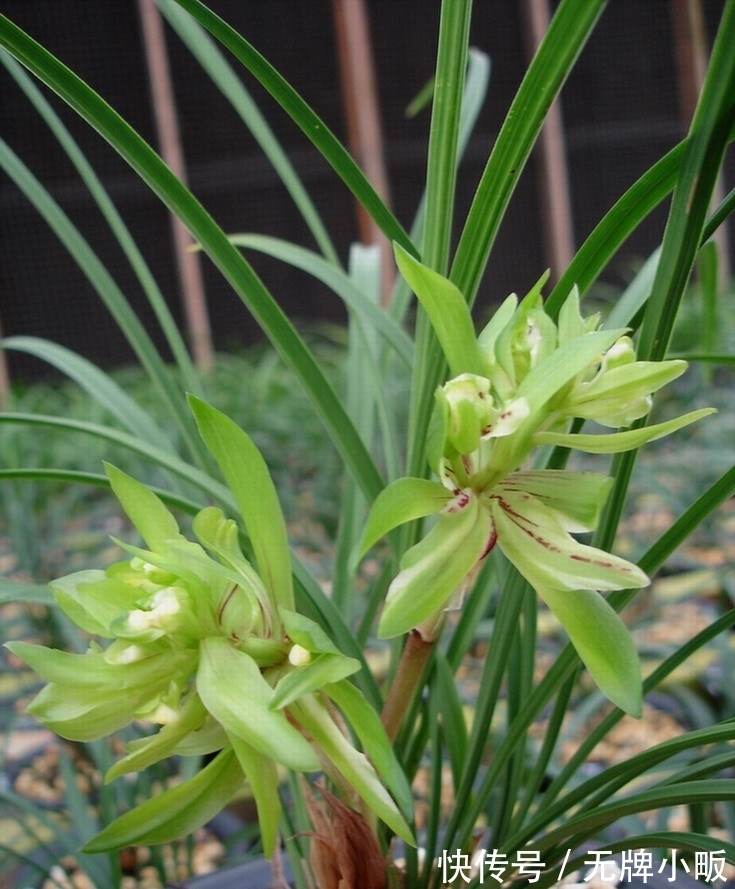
[137, 0, 213, 372]
[521, 0, 575, 283]
[331, 0, 395, 305]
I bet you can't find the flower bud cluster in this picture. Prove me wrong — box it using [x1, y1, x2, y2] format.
[9, 460, 412, 856]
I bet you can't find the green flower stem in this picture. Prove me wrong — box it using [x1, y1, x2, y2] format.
[381, 630, 435, 744]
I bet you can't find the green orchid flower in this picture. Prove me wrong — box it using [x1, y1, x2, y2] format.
[8, 398, 413, 857]
[358, 247, 715, 715]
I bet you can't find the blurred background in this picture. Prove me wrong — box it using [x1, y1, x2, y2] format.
[1, 0, 733, 382]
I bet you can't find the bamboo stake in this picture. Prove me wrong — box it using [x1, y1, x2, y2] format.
[521, 0, 575, 283]
[331, 0, 395, 305]
[137, 0, 213, 371]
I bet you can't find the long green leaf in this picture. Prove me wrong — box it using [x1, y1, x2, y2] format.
[0, 467, 204, 517]
[228, 234, 413, 366]
[0, 17, 384, 504]
[388, 45, 491, 327]
[155, 0, 338, 264]
[0, 580, 55, 606]
[2, 336, 171, 450]
[167, 0, 412, 252]
[0, 138, 207, 467]
[535, 832, 735, 889]
[638, 1, 735, 362]
[597, 0, 735, 553]
[0, 413, 232, 506]
[0, 49, 202, 397]
[0, 788, 112, 887]
[535, 780, 735, 857]
[406, 0, 478, 481]
[421, 0, 473, 273]
[450, 0, 606, 305]
[508, 721, 735, 854]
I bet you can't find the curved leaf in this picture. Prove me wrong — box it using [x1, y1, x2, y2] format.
[156, 0, 337, 263]
[163, 0, 412, 252]
[82, 748, 244, 852]
[2, 336, 171, 449]
[0, 412, 233, 506]
[0, 18, 384, 503]
[451, 0, 607, 305]
[228, 234, 413, 366]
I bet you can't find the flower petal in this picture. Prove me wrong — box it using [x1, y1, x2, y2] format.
[106, 694, 208, 781]
[197, 636, 319, 772]
[394, 244, 484, 377]
[489, 490, 648, 592]
[105, 463, 181, 551]
[291, 693, 414, 845]
[357, 477, 451, 561]
[83, 748, 244, 853]
[534, 408, 716, 453]
[538, 586, 642, 716]
[229, 735, 282, 857]
[190, 396, 294, 611]
[563, 359, 688, 426]
[497, 471, 612, 532]
[48, 570, 139, 637]
[270, 653, 360, 710]
[378, 495, 493, 638]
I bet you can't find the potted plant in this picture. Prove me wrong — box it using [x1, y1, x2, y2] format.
[2, 1, 735, 887]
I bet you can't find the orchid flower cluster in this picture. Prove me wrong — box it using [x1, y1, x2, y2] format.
[359, 247, 713, 715]
[7, 398, 413, 858]
[6, 255, 712, 859]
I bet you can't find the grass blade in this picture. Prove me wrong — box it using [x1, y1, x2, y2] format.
[167, 0, 412, 252]
[0, 138, 208, 467]
[2, 337, 171, 450]
[450, 0, 606, 305]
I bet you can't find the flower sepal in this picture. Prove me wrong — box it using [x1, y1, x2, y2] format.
[378, 491, 493, 639]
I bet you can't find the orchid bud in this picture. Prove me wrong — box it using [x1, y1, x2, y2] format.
[438, 373, 496, 455]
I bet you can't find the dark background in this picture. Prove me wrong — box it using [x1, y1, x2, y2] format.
[1, 1, 732, 379]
